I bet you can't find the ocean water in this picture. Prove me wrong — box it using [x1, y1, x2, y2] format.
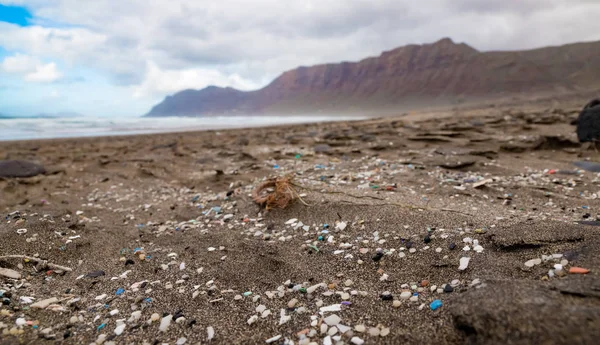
[0, 115, 366, 141]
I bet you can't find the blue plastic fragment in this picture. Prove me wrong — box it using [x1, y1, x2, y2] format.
[430, 299, 443, 311]
[97, 323, 106, 331]
[116, 288, 125, 296]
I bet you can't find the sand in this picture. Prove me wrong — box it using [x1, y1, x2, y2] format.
[0, 102, 599, 345]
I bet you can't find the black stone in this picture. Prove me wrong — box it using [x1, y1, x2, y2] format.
[573, 161, 600, 173]
[173, 310, 185, 320]
[424, 235, 431, 244]
[0, 160, 46, 178]
[125, 259, 135, 265]
[576, 99, 600, 142]
[444, 285, 454, 293]
[372, 252, 384, 262]
[380, 292, 393, 300]
[449, 243, 456, 250]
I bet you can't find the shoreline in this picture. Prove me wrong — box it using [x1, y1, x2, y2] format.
[0, 114, 370, 143]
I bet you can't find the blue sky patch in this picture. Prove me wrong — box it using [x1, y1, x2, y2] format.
[0, 4, 32, 26]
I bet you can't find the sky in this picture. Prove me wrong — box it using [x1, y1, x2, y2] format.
[1, 1, 600, 117]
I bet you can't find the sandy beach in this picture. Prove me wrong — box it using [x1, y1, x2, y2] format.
[1, 101, 599, 345]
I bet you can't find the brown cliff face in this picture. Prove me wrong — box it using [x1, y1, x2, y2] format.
[145, 38, 600, 116]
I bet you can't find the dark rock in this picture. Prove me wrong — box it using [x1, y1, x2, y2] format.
[578, 220, 600, 227]
[449, 243, 456, 250]
[380, 292, 393, 300]
[450, 279, 600, 345]
[173, 310, 185, 320]
[573, 161, 600, 172]
[444, 285, 454, 293]
[576, 99, 600, 142]
[424, 235, 431, 244]
[372, 252, 384, 262]
[0, 160, 46, 178]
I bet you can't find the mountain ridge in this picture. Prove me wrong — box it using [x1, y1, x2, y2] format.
[146, 38, 600, 117]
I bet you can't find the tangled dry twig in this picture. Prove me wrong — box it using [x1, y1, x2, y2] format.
[252, 176, 309, 210]
[252, 176, 472, 216]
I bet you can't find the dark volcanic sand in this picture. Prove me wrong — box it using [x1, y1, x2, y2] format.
[1, 103, 600, 345]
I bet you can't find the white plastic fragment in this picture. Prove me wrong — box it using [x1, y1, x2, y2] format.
[158, 315, 172, 332]
[114, 324, 125, 336]
[265, 335, 282, 343]
[0, 268, 21, 279]
[31, 297, 58, 309]
[351, 336, 365, 345]
[320, 304, 342, 313]
[323, 314, 341, 326]
[279, 309, 291, 325]
[459, 257, 470, 271]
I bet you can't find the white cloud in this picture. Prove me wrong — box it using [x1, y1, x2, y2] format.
[1, 53, 63, 83]
[1, 0, 600, 101]
[131, 61, 259, 99]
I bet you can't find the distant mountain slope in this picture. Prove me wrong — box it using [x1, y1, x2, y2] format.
[145, 38, 600, 117]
